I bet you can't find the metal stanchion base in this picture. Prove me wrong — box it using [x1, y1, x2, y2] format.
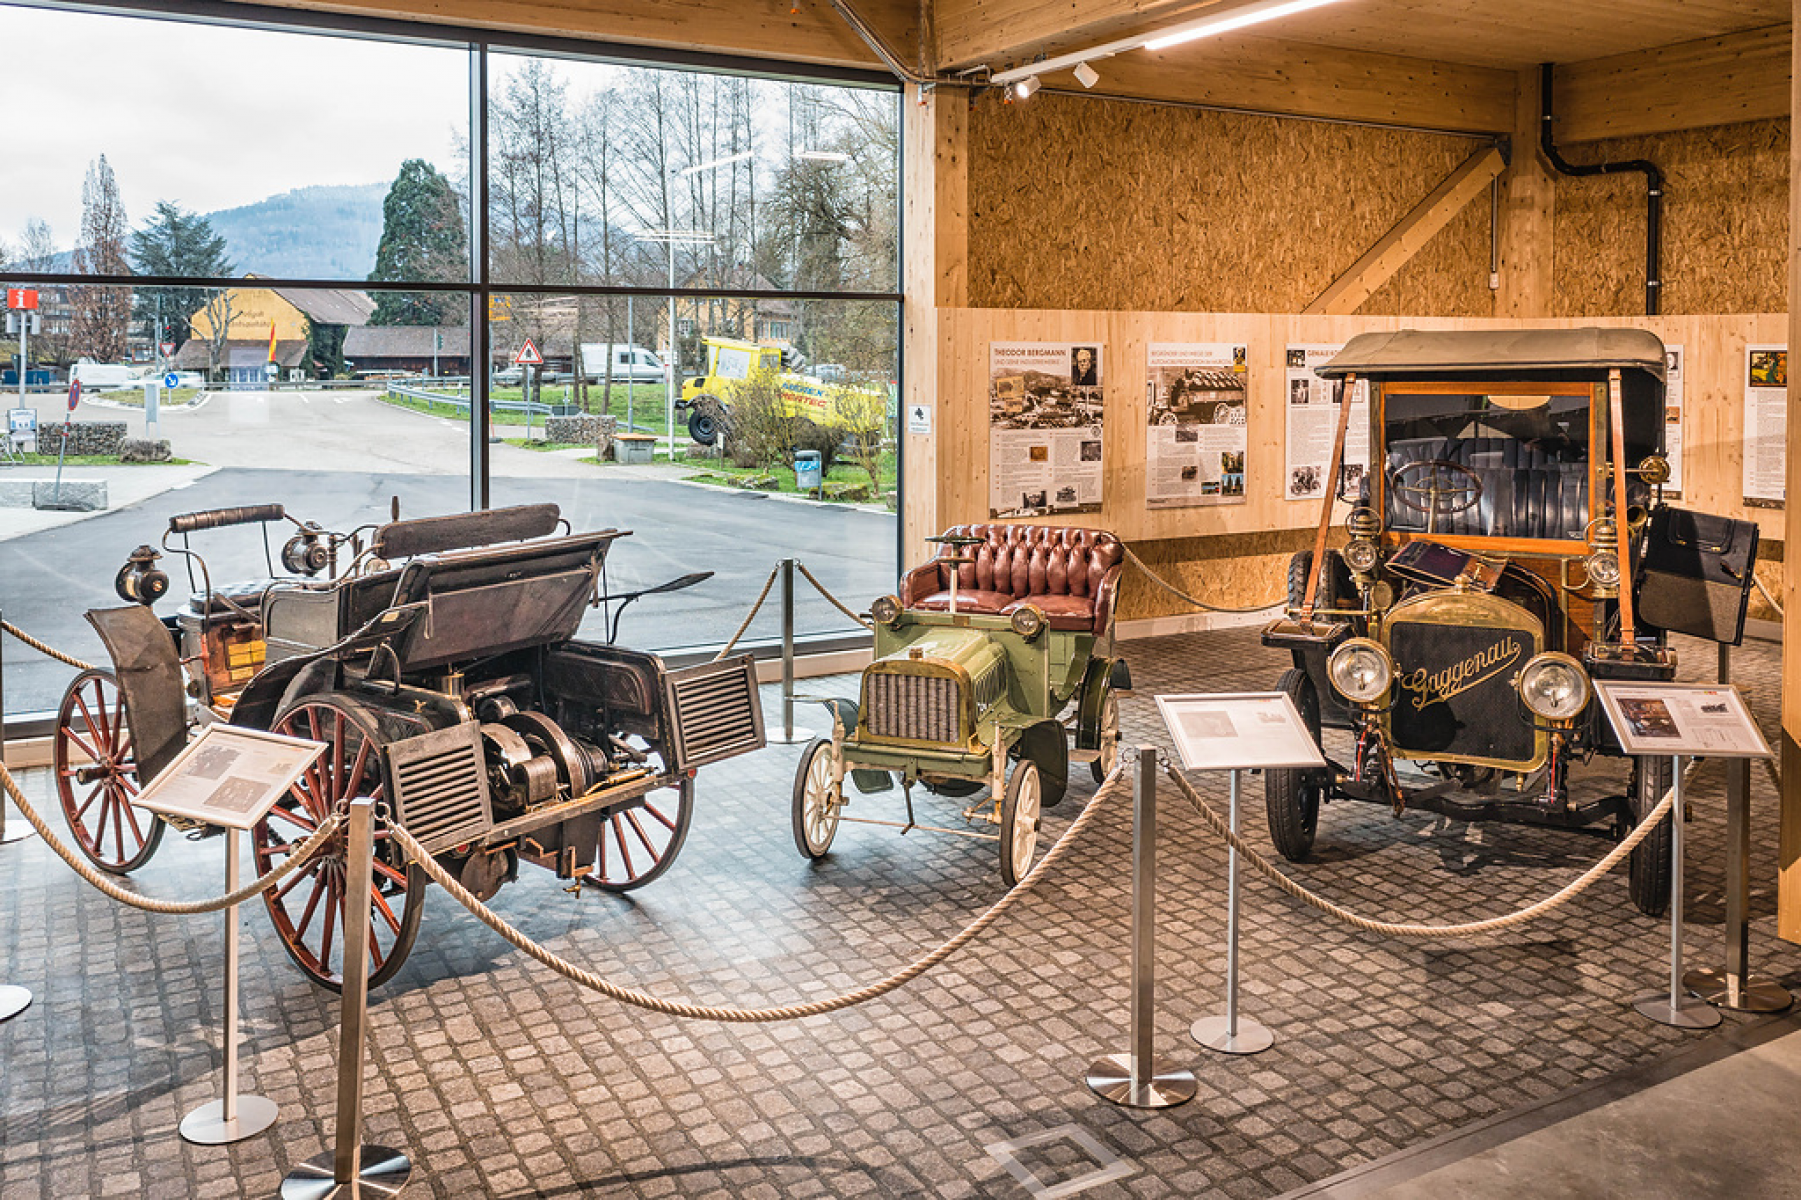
[0, 985, 32, 1021]
[768, 726, 816, 746]
[1191, 1016, 1275, 1055]
[1084, 1053, 1196, 1108]
[0, 823, 36, 844]
[180, 1094, 278, 1145]
[280, 1147, 411, 1200]
[1633, 992, 1723, 1029]
[1683, 967, 1794, 1014]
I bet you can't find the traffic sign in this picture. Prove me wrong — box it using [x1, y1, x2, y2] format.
[6, 288, 37, 311]
[67, 378, 81, 412]
[160, 342, 176, 357]
[164, 372, 180, 389]
[514, 339, 544, 366]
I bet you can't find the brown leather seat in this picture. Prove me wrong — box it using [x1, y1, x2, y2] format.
[900, 524, 1124, 635]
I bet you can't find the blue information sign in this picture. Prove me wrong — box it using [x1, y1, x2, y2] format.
[164, 372, 179, 389]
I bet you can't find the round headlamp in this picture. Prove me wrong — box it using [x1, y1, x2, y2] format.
[1009, 604, 1047, 639]
[1517, 652, 1591, 721]
[1584, 549, 1621, 589]
[1342, 539, 1380, 574]
[1328, 637, 1393, 704]
[870, 594, 904, 627]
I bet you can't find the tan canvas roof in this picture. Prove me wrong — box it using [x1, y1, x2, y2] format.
[1318, 328, 1667, 382]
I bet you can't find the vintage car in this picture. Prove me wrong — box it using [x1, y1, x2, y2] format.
[54, 501, 764, 988]
[791, 525, 1130, 885]
[1263, 328, 1758, 917]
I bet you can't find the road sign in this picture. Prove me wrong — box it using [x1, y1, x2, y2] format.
[514, 339, 544, 366]
[67, 378, 81, 412]
[164, 372, 180, 389]
[160, 342, 176, 357]
[6, 288, 38, 310]
[488, 296, 512, 322]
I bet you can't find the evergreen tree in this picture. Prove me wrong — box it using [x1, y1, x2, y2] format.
[129, 200, 234, 351]
[368, 159, 469, 325]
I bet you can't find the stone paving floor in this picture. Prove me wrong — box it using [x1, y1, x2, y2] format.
[1, 627, 1796, 1198]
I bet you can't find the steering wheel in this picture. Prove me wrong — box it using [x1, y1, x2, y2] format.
[1389, 458, 1484, 518]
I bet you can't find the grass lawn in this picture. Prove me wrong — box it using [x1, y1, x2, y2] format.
[676, 453, 895, 504]
[11, 452, 199, 466]
[391, 383, 671, 436]
[94, 388, 205, 407]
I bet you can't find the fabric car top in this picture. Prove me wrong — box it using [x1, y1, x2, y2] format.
[1318, 327, 1666, 384]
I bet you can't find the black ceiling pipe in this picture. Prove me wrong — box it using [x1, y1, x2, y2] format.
[1540, 62, 1663, 315]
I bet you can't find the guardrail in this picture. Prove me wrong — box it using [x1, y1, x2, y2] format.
[385, 382, 659, 433]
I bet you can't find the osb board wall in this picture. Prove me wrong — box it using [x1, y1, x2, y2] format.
[930, 308, 1786, 616]
[1553, 118, 1789, 317]
[965, 91, 1495, 317]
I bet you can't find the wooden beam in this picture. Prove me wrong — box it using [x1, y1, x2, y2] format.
[933, 0, 1227, 72]
[1780, 5, 1801, 946]
[265, 0, 918, 71]
[1554, 24, 1790, 142]
[1495, 68, 1554, 317]
[1304, 145, 1506, 315]
[1035, 36, 1516, 134]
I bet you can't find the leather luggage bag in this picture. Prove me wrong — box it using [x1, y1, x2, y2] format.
[1635, 507, 1759, 645]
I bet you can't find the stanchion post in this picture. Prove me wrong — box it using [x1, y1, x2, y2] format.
[0, 608, 36, 846]
[281, 799, 412, 1199]
[180, 829, 277, 1144]
[1192, 769, 1274, 1054]
[1085, 746, 1195, 1108]
[768, 558, 813, 746]
[1634, 756, 1720, 1030]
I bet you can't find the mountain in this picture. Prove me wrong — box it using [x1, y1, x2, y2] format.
[204, 183, 386, 280]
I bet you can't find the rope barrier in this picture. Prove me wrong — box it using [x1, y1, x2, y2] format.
[1164, 761, 1688, 939]
[1754, 575, 1783, 619]
[795, 561, 874, 630]
[2, 620, 99, 673]
[1121, 547, 1287, 616]
[388, 764, 1131, 1022]
[712, 563, 781, 661]
[0, 759, 342, 915]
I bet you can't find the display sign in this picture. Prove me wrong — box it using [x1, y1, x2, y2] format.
[987, 341, 1105, 518]
[1594, 682, 1772, 759]
[1145, 342, 1247, 509]
[66, 378, 80, 412]
[907, 402, 931, 436]
[1156, 692, 1326, 773]
[134, 725, 326, 830]
[1743, 344, 1786, 507]
[1662, 344, 1684, 494]
[1284, 344, 1369, 503]
[6, 288, 38, 310]
[514, 338, 544, 366]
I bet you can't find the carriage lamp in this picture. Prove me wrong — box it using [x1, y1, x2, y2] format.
[1636, 454, 1671, 486]
[1341, 538, 1380, 574]
[1328, 637, 1393, 704]
[1516, 652, 1591, 721]
[1009, 604, 1048, 640]
[112, 544, 169, 605]
[1584, 547, 1622, 589]
[870, 594, 904, 627]
[1584, 516, 1621, 594]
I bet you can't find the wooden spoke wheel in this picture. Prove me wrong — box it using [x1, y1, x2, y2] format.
[252, 695, 424, 992]
[791, 738, 841, 859]
[1090, 689, 1120, 784]
[54, 669, 163, 874]
[584, 776, 695, 892]
[999, 760, 1043, 887]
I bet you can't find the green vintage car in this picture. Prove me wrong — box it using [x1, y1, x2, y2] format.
[791, 525, 1132, 884]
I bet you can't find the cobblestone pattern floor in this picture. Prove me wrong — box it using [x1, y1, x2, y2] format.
[1, 628, 1795, 1198]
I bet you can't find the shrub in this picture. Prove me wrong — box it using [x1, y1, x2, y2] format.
[723, 366, 803, 469]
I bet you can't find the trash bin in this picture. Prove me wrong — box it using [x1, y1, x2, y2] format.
[794, 450, 823, 493]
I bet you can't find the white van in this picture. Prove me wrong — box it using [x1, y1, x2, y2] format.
[579, 344, 665, 385]
[71, 362, 138, 390]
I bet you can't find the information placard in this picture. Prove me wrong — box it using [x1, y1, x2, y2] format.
[1743, 345, 1786, 508]
[1284, 344, 1369, 503]
[134, 725, 325, 830]
[988, 341, 1105, 518]
[1156, 692, 1326, 773]
[1145, 342, 1247, 509]
[1594, 682, 1771, 759]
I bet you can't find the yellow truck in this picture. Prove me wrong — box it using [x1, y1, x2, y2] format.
[677, 337, 879, 445]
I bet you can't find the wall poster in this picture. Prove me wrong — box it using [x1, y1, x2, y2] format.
[988, 342, 1105, 518]
[1743, 345, 1786, 507]
[1662, 344, 1685, 495]
[1145, 342, 1248, 509]
[1284, 344, 1370, 503]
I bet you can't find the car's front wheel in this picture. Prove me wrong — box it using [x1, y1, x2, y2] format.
[1627, 754, 1674, 917]
[999, 761, 1043, 887]
[1265, 667, 1325, 861]
[791, 738, 841, 859]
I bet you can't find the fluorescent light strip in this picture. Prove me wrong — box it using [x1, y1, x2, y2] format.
[796, 150, 851, 163]
[1144, 0, 1346, 50]
[680, 150, 753, 177]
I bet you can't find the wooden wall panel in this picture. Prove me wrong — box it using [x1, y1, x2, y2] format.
[1554, 24, 1790, 143]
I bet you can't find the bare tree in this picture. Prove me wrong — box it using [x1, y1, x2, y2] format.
[70, 155, 134, 361]
[191, 288, 239, 383]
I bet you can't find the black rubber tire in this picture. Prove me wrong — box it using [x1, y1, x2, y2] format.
[688, 406, 720, 446]
[1285, 549, 1350, 613]
[1265, 667, 1325, 861]
[1627, 754, 1674, 918]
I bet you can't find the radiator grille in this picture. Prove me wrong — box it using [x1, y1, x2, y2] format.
[664, 656, 765, 771]
[386, 724, 495, 857]
[864, 671, 963, 744]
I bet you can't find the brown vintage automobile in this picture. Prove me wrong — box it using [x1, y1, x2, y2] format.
[54, 502, 764, 988]
[1264, 328, 1759, 917]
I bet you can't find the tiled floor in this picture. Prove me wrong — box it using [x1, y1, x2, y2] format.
[2, 627, 1796, 1198]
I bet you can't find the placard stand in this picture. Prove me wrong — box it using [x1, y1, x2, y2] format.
[1630, 755, 1720, 1030]
[1191, 769, 1274, 1055]
[180, 829, 279, 1143]
[1085, 746, 1196, 1108]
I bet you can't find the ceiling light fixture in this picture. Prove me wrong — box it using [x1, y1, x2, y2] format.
[796, 150, 851, 163]
[1013, 74, 1042, 100]
[1072, 61, 1100, 88]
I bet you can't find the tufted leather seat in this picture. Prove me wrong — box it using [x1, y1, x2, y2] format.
[900, 524, 1125, 635]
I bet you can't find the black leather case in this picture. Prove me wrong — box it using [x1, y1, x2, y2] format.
[1635, 507, 1759, 645]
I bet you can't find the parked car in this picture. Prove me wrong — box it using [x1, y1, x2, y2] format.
[580, 343, 665, 384]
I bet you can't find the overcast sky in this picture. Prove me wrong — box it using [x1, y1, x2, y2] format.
[0, 4, 466, 248]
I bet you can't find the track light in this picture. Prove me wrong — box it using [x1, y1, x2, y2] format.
[1013, 74, 1041, 100]
[1072, 61, 1099, 88]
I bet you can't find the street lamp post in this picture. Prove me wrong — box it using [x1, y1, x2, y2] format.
[636, 228, 714, 462]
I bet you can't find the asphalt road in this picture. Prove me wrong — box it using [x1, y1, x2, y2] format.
[3, 389, 896, 714]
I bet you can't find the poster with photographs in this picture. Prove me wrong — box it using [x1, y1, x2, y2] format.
[1595, 682, 1771, 759]
[1284, 344, 1370, 503]
[135, 725, 325, 830]
[988, 342, 1105, 517]
[1145, 342, 1248, 509]
[1662, 344, 1685, 494]
[1743, 345, 1786, 507]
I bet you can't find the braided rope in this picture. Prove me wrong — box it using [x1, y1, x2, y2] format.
[0, 759, 342, 914]
[1754, 574, 1783, 619]
[388, 765, 1130, 1022]
[795, 562, 874, 630]
[1121, 547, 1286, 616]
[2, 620, 99, 673]
[712, 563, 781, 661]
[1164, 761, 1687, 939]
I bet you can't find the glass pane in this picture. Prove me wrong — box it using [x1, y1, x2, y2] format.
[487, 293, 898, 649]
[488, 53, 899, 294]
[2, 6, 471, 283]
[1, 286, 473, 716]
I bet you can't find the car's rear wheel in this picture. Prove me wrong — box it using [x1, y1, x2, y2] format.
[1627, 754, 1674, 918]
[1265, 667, 1325, 861]
[1089, 689, 1120, 784]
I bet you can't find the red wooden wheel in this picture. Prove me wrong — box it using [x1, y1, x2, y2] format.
[53, 669, 163, 874]
[584, 777, 694, 893]
[252, 694, 424, 991]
